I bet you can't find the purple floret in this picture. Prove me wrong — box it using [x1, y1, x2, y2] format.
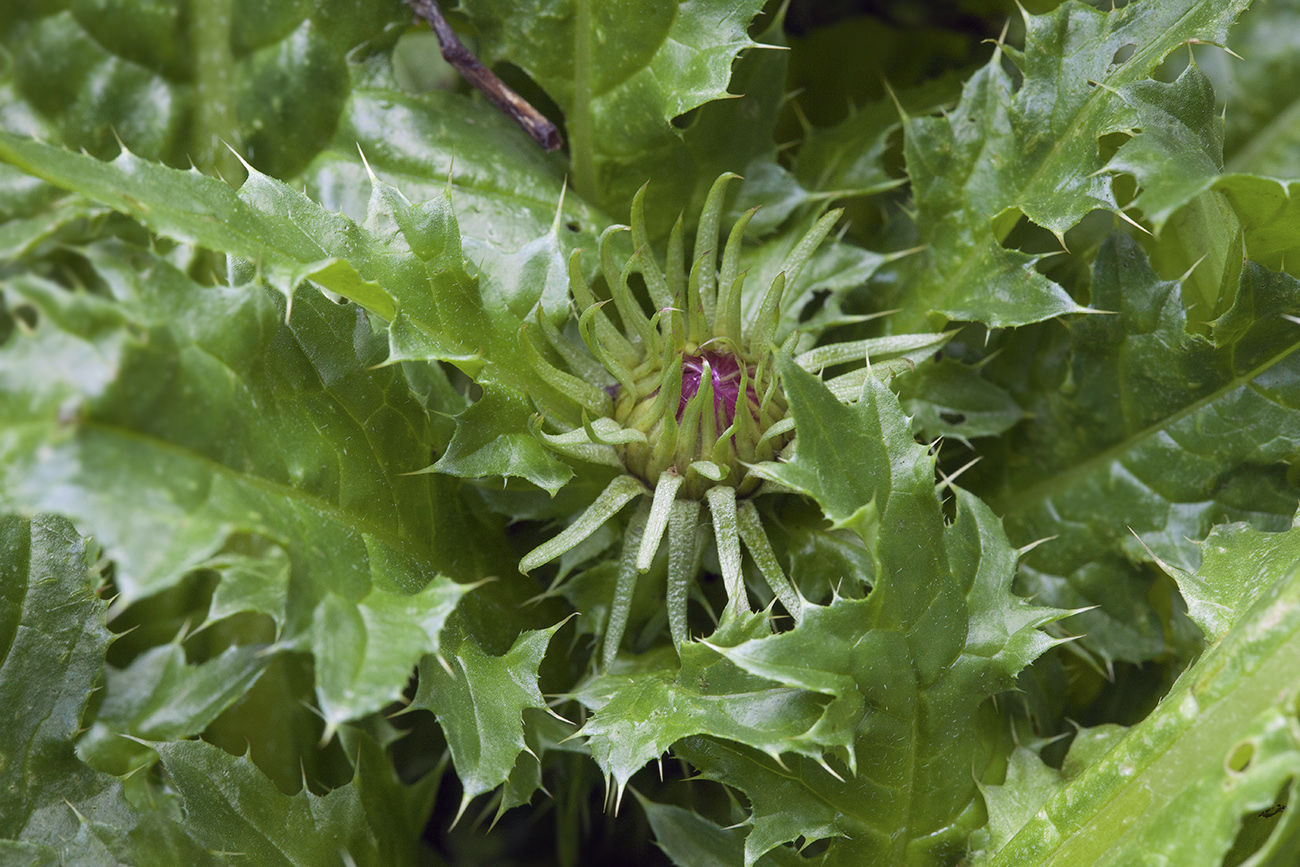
[678, 350, 758, 426]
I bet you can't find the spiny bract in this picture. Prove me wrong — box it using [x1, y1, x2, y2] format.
[517, 174, 909, 668]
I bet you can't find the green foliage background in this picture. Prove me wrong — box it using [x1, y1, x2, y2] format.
[3, 1, 1300, 865]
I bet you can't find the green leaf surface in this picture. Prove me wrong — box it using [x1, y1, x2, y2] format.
[97, 642, 271, 741]
[0, 241, 498, 728]
[311, 575, 469, 730]
[671, 362, 1066, 864]
[457, 0, 766, 219]
[983, 519, 1300, 867]
[299, 81, 610, 262]
[893, 0, 1250, 330]
[412, 620, 563, 813]
[986, 234, 1300, 662]
[2, 0, 406, 177]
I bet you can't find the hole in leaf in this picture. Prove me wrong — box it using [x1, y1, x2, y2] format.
[567, 221, 581, 233]
[1222, 777, 1293, 867]
[1097, 130, 1131, 166]
[1112, 43, 1137, 65]
[1227, 741, 1255, 773]
[939, 410, 967, 425]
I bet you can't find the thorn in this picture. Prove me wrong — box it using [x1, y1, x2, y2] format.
[1018, 535, 1058, 556]
[450, 795, 472, 830]
[936, 456, 981, 491]
[1180, 252, 1209, 283]
[552, 176, 569, 233]
[1115, 208, 1152, 236]
[223, 140, 256, 174]
[63, 797, 88, 823]
[881, 78, 907, 122]
[815, 755, 844, 782]
[356, 143, 377, 183]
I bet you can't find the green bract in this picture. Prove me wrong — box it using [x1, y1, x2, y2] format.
[3, 0, 1300, 865]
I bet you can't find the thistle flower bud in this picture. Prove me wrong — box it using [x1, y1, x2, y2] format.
[519, 174, 845, 666]
[615, 344, 790, 499]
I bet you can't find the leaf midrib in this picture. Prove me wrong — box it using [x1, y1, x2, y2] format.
[7, 416, 434, 579]
[994, 337, 1300, 517]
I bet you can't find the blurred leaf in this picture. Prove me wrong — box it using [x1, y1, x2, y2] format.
[1204, 0, 1300, 179]
[2, 0, 406, 176]
[985, 234, 1300, 663]
[637, 792, 804, 867]
[97, 642, 271, 741]
[983, 519, 1300, 866]
[898, 358, 1025, 444]
[311, 575, 469, 731]
[154, 738, 413, 867]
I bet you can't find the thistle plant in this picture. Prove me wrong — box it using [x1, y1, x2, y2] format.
[514, 173, 915, 668]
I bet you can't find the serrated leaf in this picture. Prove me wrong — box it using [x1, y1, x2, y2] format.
[0, 243, 501, 729]
[431, 386, 573, 494]
[204, 547, 292, 632]
[97, 642, 271, 741]
[1107, 62, 1226, 232]
[986, 234, 1300, 663]
[637, 792, 804, 867]
[0, 514, 119, 841]
[894, 0, 1250, 330]
[790, 73, 960, 203]
[0, 514, 228, 865]
[575, 618, 839, 799]
[153, 739, 388, 867]
[412, 620, 563, 814]
[657, 361, 1065, 864]
[457, 0, 767, 224]
[754, 356, 918, 531]
[312, 575, 469, 730]
[1173, 520, 1300, 645]
[983, 519, 1300, 866]
[0, 130, 598, 457]
[3, 1, 405, 177]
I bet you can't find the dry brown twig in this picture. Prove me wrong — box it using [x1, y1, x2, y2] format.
[406, 0, 563, 152]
